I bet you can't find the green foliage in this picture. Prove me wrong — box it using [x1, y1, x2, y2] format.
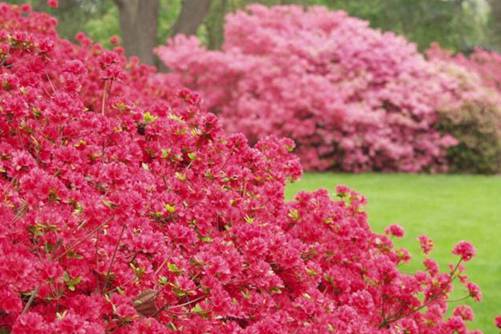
[183, 0, 494, 52]
[4, 0, 494, 53]
[83, 2, 118, 48]
[157, 0, 182, 44]
[488, 0, 501, 51]
[438, 99, 501, 174]
[205, 0, 490, 51]
[328, 0, 490, 51]
[82, 0, 181, 47]
[202, 0, 227, 49]
[5, 0, 111, 42]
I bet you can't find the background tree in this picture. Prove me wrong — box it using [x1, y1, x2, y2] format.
[203, 0, 227, 49]
[171, 0, 212, 36]
[113, 0, 159, 65]
[4, 0, 498, 61]
[6, 0, 110, 40]
[110, 0, 211, 65]
[488, 0, 501, 51]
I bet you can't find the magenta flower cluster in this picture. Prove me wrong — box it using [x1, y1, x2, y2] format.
[0, 3, 493, 333]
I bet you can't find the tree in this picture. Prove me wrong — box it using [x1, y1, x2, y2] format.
[113, 0, 160, 65]
[171, 0, 212, 36]
[111, 0, 212, 66]
[489, 0, 501, 50]
[5, 0, 110, 42]
[204, 0, 227, 49]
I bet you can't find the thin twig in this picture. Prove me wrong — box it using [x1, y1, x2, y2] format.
[21, 286, 39, 315]
[55, 217, 112, 261]
[379, 258, 464, 328]
[101, 80, 109, 115]
[153, 295, 205, 317]
[103, 224, 127, 293]
[447, 295, 470, 303]
[45, 73, 56, 95]
[153, 258, 169, 276]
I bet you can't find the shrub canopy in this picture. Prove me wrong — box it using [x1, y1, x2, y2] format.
[428, 45, 501, 174]
[0, 3, 483, 333]
[158, 5, 460, 172]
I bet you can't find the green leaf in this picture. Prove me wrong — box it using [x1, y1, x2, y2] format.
[288, 209, 300, 221]
[168, 113, 183, 122]
[191, 303, 208, 317]
[175, 172, 186, 181]
[102, 199, 117, 209]
[63, 272, 81, 292]
[161, 148, 171, 159]
[164, 203, 176, 214]
[200, 235, 213, 243]
[158, 276, 168, 286]
[167, 263, 182, 274]
[306, 268, 318, 276]
[143, 112, 157, 124]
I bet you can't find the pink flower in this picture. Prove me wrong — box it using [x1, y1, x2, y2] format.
[452, 241, 476, 262]
[47, 0, 58, 8]
[418, 235, 434, 255]
[335, 184, 350, 196]
[466, 282, 482, 301]
[109, 35, 121, 46]
[157, 5, 460, 172]
[12, 313, 48, 334]
[495, 315, 501, 329]
[453, 305, 474, 321]
[385, 224, 405, 238]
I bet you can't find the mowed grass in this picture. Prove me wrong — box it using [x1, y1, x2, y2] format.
[286, 173, 501, 333]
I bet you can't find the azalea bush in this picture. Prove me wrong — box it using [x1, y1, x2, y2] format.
[439, 83, 501, 174]
[157, 5, 460, 172]
[427, 46, 501, 174]
[428, 44, 501, 95]
[0, 3, 489, 333]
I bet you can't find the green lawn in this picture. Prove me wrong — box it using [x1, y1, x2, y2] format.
[286, 173, 501, 333]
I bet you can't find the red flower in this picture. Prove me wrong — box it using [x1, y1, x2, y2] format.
[453, 305, 474, 321]
[466, 282, 482, 301]
[385, 224, 405, 238]
[47, 0, 58, 8]
[452, 241, 476, 262]
[495, 315, 501, 329]
[418, 235, 434, 255]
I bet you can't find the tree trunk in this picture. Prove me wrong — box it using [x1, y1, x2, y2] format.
[113, 0, 159, 65]
[490, 0, 501, 51]
[206, 0, 227, 49]
[171, 0, 213, 36]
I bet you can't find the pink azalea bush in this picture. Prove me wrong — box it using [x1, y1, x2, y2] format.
[0, 3, 487, 333]
[428, 44, 501, 95]
[157, 5, 459, 172]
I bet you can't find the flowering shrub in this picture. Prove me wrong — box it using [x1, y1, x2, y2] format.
[427, 54, 501, 174]
[428, 44, 501, 95]
[157, 5, 458, 172]
[0, 3, 486, 333]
